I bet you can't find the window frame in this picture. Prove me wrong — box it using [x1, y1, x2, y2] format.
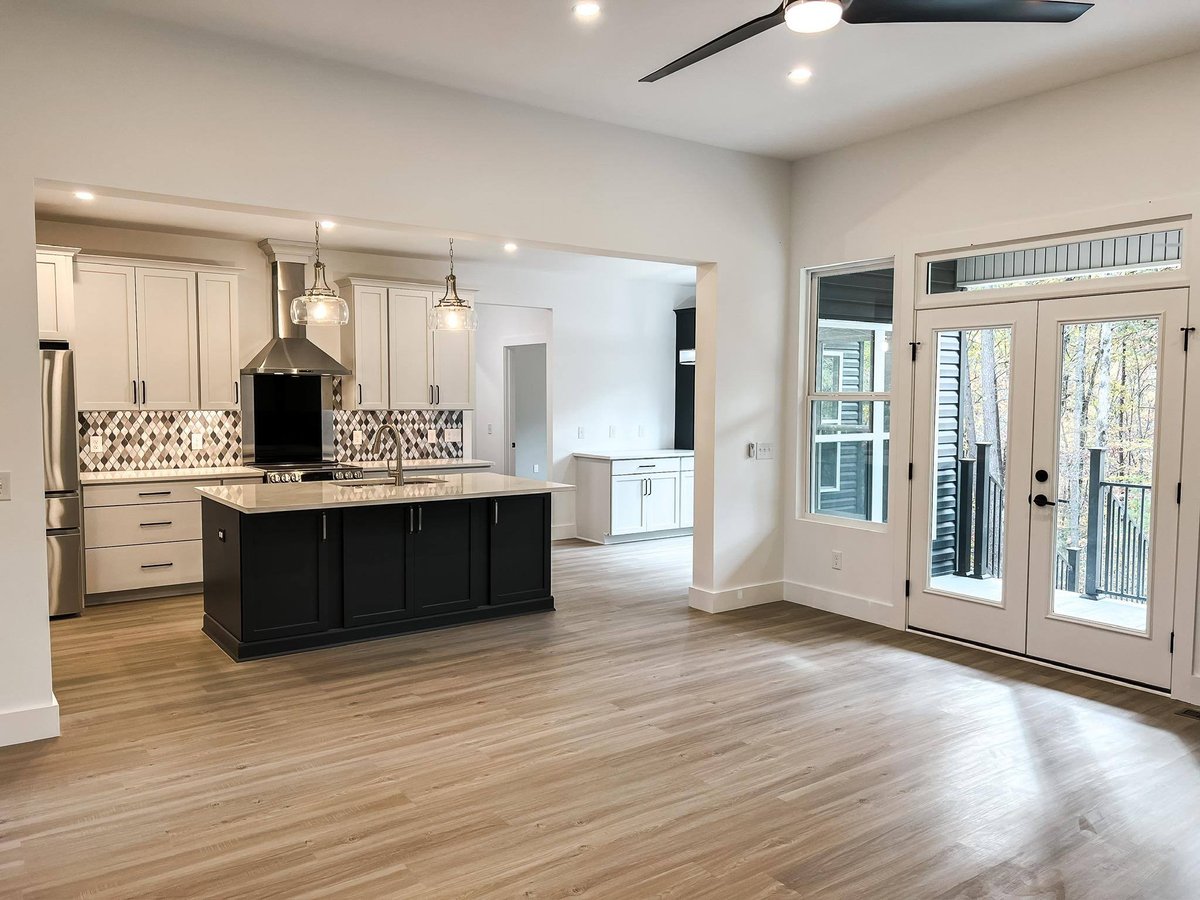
[802, 259, 895, 531]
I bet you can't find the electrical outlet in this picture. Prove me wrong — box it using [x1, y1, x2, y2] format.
[190, 433, 204, 451]
[577, 427, 585, 439]
[609, 425, 616, 438]
[0, 471, 10, 502]
[89, 435, 104, 454]
[487, 423, 494, 435]
[638, 425, 645, 438]
[427, 429, 438, 443]
[755, 442, 775, 461]
[533, 464, 540, 473]
[832, 550, 843, 571]
[737, 589, 744, 600]
[446, 428, 462, 442]
[352, 429, 365, 447]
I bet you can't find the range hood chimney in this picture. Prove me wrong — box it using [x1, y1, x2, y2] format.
[242, 239, 351, 376]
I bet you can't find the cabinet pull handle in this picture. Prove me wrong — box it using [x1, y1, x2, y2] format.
[435, 384, 441, 405]
[234, 381, 239, 404]
[138, 490, 172, 497]
[409, 507, 415, 533]
[638, 464, 655, 468]
[140, 562, 174, 570]
[429, 384, 434, 405]
[494, 501, 499, 525]
[649, 479, 654, 496]
[418, 506, 423, 532]
[132, 380, 138, 404]
[141, 381, 147, 405]
[139, 521, 173, 528]
[322, 513, 327, 541]
[357, 383, 363, 405]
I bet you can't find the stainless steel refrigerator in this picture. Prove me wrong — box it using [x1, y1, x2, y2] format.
[41, 347, 84, 617]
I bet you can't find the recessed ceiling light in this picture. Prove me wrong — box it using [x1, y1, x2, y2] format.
[784, 0, 844, 34]
[504, 242, 519, 253]
[73, 190, 96, 201]
[574, 2, 600, 21]
[319, 220, 336, 229]
[787, 67, 813, 84]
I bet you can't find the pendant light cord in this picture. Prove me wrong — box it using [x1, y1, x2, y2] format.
[449, 237, 455, 277]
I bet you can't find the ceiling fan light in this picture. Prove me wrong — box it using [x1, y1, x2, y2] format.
[784, 0, 843, 34]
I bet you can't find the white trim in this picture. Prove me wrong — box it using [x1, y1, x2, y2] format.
[784, 580, 903, 629]
[689, 581, 783, 613]
[75, 253, 242, 275]
[551, 523, 577, 542]
[0, 696, 61, 748]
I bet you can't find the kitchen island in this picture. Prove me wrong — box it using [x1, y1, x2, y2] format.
[197, 474, 573, 661]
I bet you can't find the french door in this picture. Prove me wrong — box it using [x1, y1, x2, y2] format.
[908, 288, 1188, 689]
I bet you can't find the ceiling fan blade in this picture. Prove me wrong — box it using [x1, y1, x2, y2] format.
[843, 0, 1093, 24]
[641, 4, 787, 83]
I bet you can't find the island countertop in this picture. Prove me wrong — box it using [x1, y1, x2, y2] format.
[197, 472, 573, 515]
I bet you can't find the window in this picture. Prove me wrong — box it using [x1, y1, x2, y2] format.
[807, 263, 894, 524]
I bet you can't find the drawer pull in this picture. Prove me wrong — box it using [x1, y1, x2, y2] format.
[138, 490, 172, 497]
[638, 464, 655, 468]
[139, 521, 174, 528]
[140, 562, 175, 570]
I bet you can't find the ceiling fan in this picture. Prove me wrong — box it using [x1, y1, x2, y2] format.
[640, 0, 1095, 82]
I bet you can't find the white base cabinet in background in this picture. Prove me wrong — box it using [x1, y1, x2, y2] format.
[575, 453, 694, 544]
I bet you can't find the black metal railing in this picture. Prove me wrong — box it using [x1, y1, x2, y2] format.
[955, 442, 1004, 579]
[1084, 448, 1150, 603]
[1055, 548, 1079, 593]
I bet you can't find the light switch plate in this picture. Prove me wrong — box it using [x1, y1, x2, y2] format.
[427, 429, 438, 443]
[755, 442, 775, 461]
[487, 423, 494, 435]
[89, 435, 104, 454]
[609, 425, 616, 438]
[446, 428, 462, 442]
[352, 429, 365, 447]
[190, 433, 204, 451]
[577, 427, 585, 439]
[0, 471, 10, 501]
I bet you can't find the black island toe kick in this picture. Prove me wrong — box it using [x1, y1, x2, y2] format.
[200, 493, 554, 661]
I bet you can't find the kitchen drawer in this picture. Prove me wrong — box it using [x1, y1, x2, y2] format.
[680, 456, 695, 472]
[86, 540, 202, 594]
[84, 479, 219, 508]
[611, 458, 681, 476]
[84, 501, 201, 549]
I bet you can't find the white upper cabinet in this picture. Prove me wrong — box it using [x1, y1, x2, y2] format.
[135, 268, 200, 410]
[74, 258, 239, 413]
[74, 262, 140, 411]
[197, 272, 240, 410]
[431, 288, 474, 409]
[36, 245, 79, 343]
[388, 287, 435, 408]
[341, 283, 390, 410]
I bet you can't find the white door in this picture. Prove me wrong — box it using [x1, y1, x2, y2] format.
[680, 470, 695, 528]
[197, 272, 240, 410]
[135, 268, 199, 410]
[909, 289, 1187, 689]
[74, 262, 140, 411]
[610, 475, 646, 535]
[350, 285, 389, 410]
[643, 472, 681, 531]
[433, 329, 474, 409]
[387, 288, 433, 408]
[1024, 289, 1187, 688]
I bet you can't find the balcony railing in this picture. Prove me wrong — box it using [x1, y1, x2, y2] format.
[955, 442, 1004, 580]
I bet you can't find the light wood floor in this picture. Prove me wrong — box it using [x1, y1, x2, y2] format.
[3, 537, 1200, 898]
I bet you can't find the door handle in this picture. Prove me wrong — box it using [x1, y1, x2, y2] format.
[141, 381, 147, 405]
[1032, 494, 1057, 507]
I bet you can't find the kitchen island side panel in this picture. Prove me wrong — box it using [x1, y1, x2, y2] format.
[201, 497, 243, 641]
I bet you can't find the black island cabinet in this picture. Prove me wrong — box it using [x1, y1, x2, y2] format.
[201, 493, 553, 661]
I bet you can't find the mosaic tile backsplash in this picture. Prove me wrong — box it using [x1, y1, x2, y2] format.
[79, 409, 464, 472]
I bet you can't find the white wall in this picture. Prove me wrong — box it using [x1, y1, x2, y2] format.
[0, 1, 790, 745]
[785, 51, 1200, 698]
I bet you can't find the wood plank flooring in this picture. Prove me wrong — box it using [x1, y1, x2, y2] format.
[3, 537, 1200, 898]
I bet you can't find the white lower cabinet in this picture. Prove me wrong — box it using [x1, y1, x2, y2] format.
[576, 454, 694, 544]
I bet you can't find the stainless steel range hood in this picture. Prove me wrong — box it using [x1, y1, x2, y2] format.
[242, 239, 350, 376]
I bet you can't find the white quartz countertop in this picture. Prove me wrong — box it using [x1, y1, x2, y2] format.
[197, 473, 573, 515]
[573, 450, 694, 461]
[80, 466, 264, 485]
[79, 458, 492, 486]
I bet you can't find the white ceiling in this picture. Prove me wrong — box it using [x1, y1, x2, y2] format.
[35, 185, 698, 285]
[85, 0, 1200, 159]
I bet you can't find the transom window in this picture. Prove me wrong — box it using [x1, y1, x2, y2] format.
[806, 263, 895, 525]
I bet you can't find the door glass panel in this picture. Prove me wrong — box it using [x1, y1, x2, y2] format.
[927, 327, 1012, 604]
[810, 400, 889, 523]
[1051, 318, 1158, 633]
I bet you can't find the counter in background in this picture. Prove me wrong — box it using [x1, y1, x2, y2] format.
[574, 451, 694, 544]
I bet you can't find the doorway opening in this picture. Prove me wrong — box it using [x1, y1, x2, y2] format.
[504, 343, 548, 479]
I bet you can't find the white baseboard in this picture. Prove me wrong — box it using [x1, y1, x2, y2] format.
[783, 581, 903, 629]
[551, 524, 578, 542]
[0, 695, 61, 748]
[689, 581, 783, 613]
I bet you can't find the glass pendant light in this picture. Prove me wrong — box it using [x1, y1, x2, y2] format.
[290, 220, 350, 326]
[429, 238, 477, 332]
